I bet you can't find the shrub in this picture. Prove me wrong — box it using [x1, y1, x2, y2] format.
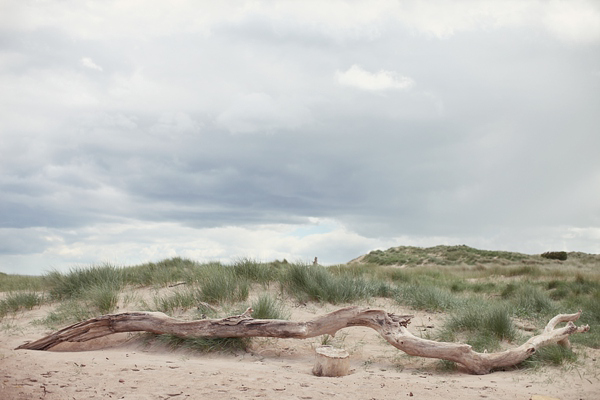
[232, 258, 276, 284]
[541, 251, 568, 261]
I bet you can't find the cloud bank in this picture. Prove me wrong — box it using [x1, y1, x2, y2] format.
[1, 1, 599, 275]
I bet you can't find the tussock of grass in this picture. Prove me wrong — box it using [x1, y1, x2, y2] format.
[198, 264, 249, 304]
[505, 285, 556, 318]
[232, 258, 278, 284]
[447, 303, 516, 338]
[46, 264, 124, 300]
[280, 264, 378, 304]
[438, 302, 517, 353]
[87, 283, 120, 314]
[0, 292, 44, 319]
[519, 344, 577, 369]
[251, 293, 289, 320]
[124, 257, 201, 286]
[396, 284, 460, 311]
[152, 287, 204, 314]
[149, 334, 251, 353]
[40, 300, 95, 328]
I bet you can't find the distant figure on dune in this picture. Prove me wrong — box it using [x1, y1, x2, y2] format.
[313, 257, 318, 266]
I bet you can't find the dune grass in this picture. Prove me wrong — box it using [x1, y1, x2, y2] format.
[440, 301, 517, 352]
[148, 334, 251, 353]
[0, 291, 44, 319]
[0, 273, 45, 292]
[251, 293, 290, 320]
[45, 264, 125, 300]
[279, 263, 387, 304]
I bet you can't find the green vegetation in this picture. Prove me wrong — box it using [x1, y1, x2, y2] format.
[151, 287, 205, 314]
[46, 264, 125, 300]
[0, 291, 44, 319]
[251, 293, 289, 320]
[1, 245, 598, 367]
[0, 273, 45, 292]
[541, 251, 568, 261]
[396, 283, 460, 312]
[519, 344, 578, 369]
[363, 244, 531, 266]
[441, 302, 517, 352]
[280, 263, 385, 304]
[147, 334, 251, 353]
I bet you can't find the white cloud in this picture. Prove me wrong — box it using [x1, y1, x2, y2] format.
[335, 65, 414, 92]
[5, 1, 600, 45]
[542, 0, 600, 44]
[80, 57, 103, 71]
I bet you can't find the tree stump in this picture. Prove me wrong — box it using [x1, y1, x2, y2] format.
[312, 345, 350, 377]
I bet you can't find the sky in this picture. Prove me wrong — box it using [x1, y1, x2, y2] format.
[1, 1, 599, 275]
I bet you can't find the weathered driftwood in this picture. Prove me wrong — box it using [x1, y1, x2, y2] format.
[16, 306, 589, 375]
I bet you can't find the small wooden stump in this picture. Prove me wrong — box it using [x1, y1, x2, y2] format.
[312, 345, 350, 377]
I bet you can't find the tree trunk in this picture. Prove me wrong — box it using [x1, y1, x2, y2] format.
[16, 306, 589, 375]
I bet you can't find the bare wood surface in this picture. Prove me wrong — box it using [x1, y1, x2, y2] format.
[313, 346, 350, 377]
[16, 306, 589, 375]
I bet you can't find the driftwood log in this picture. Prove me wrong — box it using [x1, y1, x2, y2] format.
[17, 306, 589, 375]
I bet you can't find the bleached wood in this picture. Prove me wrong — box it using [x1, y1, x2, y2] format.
[16, 307, 589, 375]
[313, 346, 350, 377]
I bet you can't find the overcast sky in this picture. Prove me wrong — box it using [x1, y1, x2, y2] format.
[1, 1, 599, 275]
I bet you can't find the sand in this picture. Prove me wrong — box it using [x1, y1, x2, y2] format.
[1, 298, 598, 400]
